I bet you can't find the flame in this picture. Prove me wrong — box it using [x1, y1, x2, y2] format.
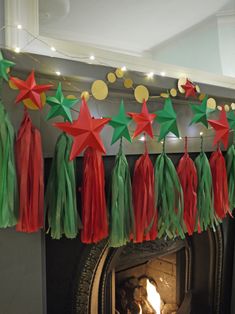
[146, 279, 161, 314]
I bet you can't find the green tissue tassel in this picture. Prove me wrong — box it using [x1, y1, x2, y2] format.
[194, 152, 218, 231]
[0, 102, 18, 227]
[46, 133, 82, 239]
[154, 151, 185, 239]
[226, 144, 235, 211]
[109, 144, 135, 247]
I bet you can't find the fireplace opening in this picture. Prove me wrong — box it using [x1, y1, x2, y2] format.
[115, 252, 184, 314]
[96, 238, 189, 314]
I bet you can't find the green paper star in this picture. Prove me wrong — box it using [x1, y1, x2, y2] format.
[46, 83, 78, 122]
[156, 98, 179, 141]
[109, 100, 132, 144]
[189, 96, 212, 128]
[227, 111, 235, 130]
[0, 50, 15, 81]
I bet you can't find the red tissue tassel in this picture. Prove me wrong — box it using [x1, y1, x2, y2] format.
[81, 147, 108, 243]
[210, 148, 231, 219]
[15, 110, 44, 232]
[177, 138, 198, 235]
[132, 151, 157, 243]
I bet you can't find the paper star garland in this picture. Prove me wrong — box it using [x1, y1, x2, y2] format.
[190, 96, 211, 128]
[0, 50, 15, 82]
[181, 79, 197, 98]
[109, 99, 132, 144]
[10, 70, 52, 109]
[128, 100, 156, 138]
[46, 83, 78, 122]
[54, 98, 110, 160]
[227, 111, 235, 131]
[208, 108, 230, 149]
[155, 98, 179, 140]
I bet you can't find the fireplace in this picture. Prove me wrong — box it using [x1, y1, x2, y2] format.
[45, 155, 235, 314]
[115, 252, 182, 313]
[68, 224, 225, 314]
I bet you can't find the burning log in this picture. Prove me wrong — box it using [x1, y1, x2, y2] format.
[116, 276, 174, 314]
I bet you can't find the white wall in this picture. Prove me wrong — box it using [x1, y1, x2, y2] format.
[217, 12, 235, 77]
[150, 17, 223, 75]
[0, 0, 4, 45]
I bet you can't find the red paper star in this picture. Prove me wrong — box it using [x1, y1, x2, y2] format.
[10, 70, 52, 109]
[181, 79, 197, 98]
[208, 108, 230, 149]
[54, 98, 110, 160]
[128, 100, 156, 138]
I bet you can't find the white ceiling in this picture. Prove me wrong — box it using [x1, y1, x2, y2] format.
[3, 0, 235, 87]
[39, 0, 231, 55]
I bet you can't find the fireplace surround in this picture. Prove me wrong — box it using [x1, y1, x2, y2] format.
[70, 226, 223, 314]
[45, 155, 235, 314]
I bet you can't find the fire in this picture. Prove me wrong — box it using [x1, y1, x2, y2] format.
[146, 279, 161, 314]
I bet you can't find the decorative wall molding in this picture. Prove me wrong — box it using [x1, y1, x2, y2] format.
[4, 0, 39, 49]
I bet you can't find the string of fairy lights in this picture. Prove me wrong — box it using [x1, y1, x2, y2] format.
[0, 24, 235, 144]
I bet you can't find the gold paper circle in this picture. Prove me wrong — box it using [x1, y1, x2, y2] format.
[224, 104, 230, 112]
[217, 105, 222, 111]
[23, 92, 46, 110]
[107, 72, 116, 83]
[178, 77, 187, 93]
[195, 85, 200, 93]
[207, 98, 216, 110]
[160, 93, 169, 99]
[124, 78, 133, 89]
[231, 103, 235, 110]
[199, 93, 206, 101]
[134, 85, 149, 103]
[91, 80, 108, 100]
[9, 79, 18, 90]
[115, 68, 124, 78]
[81, 91, 90, 101]
[67, 95, 77, 99]
[170, 88, 177, 97]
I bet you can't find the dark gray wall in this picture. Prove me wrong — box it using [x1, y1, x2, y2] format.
[0, 229, 45, 314]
